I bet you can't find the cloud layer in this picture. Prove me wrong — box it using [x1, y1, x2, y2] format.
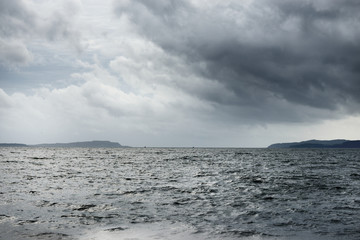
[115, 0, 360, 118]
[1, 0, 360, 146]
[0, 0, 82, 68]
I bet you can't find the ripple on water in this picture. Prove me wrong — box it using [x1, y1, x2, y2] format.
[0, 148, 360, 240]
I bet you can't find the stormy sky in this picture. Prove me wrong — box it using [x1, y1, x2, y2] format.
[1, 0, 360, 147]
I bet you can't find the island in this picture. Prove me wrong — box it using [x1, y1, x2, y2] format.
[0, 143, 28, 147]
[268, 139, 360, 148]
[0, 141, 128, 148]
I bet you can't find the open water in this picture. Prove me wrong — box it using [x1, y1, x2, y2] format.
[1, 147, 360, 240]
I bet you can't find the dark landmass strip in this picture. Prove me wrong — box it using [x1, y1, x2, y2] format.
[268, 139, 360, 148]
[0, 143, 28, 147]
[0, 141, 128, 148]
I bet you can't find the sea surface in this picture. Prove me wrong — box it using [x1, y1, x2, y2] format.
[1, 147, 360, 240]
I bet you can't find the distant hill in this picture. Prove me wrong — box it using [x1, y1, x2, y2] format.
[268, 139, 360, 148]
[0, 143, 28, 147]
[0, 141, 128, 148]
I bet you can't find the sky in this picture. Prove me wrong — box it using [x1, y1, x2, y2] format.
[0, 0, 360, 147]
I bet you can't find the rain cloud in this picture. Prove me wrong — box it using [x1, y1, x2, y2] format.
[114, 0, 360, 122]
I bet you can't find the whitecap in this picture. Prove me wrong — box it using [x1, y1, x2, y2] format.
[78, 222, 222, 240]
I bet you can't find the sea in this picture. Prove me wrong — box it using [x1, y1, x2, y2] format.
[1, 147, 359, 240]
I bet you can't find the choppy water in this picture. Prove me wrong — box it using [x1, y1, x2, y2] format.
[1, 147, 360, 240]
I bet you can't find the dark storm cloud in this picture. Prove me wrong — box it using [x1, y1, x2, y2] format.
[114, 0, 360, 122]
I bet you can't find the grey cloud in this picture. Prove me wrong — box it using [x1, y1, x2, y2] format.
[0, 0, 35, 37]
[0, 39, 32, 67]
[114, 0, 360, 122]
[134, 0, 187, 16]
[0, 0, 82, 68]
[43, 12, 82, 53]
